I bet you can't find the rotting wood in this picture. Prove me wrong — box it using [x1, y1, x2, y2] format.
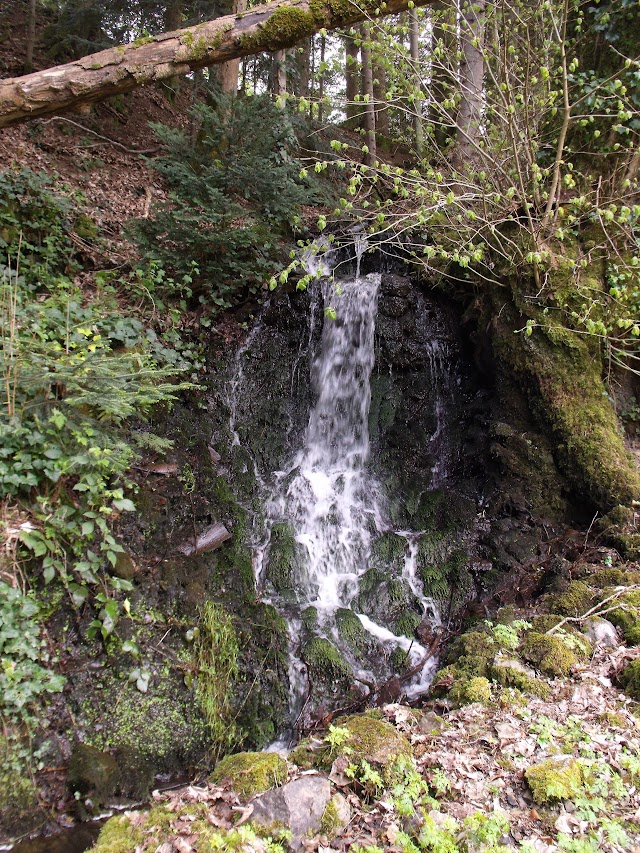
[0, 0, 438, 129]
[178, 521, 232, 556]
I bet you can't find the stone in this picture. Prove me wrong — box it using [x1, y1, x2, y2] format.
[250, 776, 332, 849]
[68, 744, 120, 803]
[113, 550, 136, 581]
[211, 751, 288, 800]
[583, 617, 619, 649]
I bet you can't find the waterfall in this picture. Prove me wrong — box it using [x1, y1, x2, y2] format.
[249, 272, 442, 729]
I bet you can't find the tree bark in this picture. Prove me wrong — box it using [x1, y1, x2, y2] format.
[25, 0, 37, 74]
[317, 34, 325, 122]
[371, 33, 388, 136]
[220, 0, 248, 94]
[452, 0, 486, 170]
[360, 23, 376, 165]
[0, 0, 437, 129]
[409, 9, 423, 156]
[344, 32, 360, 127]
[164, 1, 183, 31]
[274, 48, 287, 96]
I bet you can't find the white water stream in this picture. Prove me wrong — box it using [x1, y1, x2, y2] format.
[249, 268, 442, 725]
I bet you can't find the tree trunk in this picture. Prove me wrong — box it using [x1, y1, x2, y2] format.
[409, 9, 423, 156]
[164, 1, 183, 31]
[220, 0, 248, 94]
[360, 23, 376, 165]
[317, 34, 325, 122]
[344, 32, 360, 127]
[0, 0, 436, 129]
[274, 48, 287, 96]
[294, 36, 311, 97]
[430, 7, 456, 151]
[372, 35, 388, 136]
[452, 0, 486, 170]
[25, 0, 37, 74]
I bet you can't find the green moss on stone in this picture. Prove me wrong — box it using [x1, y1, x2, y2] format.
[490, 664, 550, 698]
[319, 794, 348, 840]
[211, 751, 287, 799]
[336, 608, 369, 655]
[91, 813, 145, 853]
[620, 659, 640, 699]
[547, 581, 593, 616]
[266, 522, 298, 594]
[525, 758, 584, 804]
[302, 637, 351, 683]
[335, 714, 412, 781]
[449, 675, 492, 705]
[521, 632, 577, 677]
[301, 606, 318, 632]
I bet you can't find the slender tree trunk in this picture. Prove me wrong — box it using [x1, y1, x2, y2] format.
[372, 46, 388, 136]
[220, 0, 248, 94]
[360, 23, 377, 165]
[164, 1, 183, 31]
[294, 37, 311, 97]
[274, 49, 287, 96]
[409, 9, 423, 156]
[25, 0, 37, 74]
[0, 0, 437, 129]
[452, 0, 486, 170]
[317, 34, 326, 122]
[430, 7, 456, 151]
[344, 32, 360, 127]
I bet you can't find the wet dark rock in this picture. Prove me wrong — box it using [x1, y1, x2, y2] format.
[68, 744, 120, 804]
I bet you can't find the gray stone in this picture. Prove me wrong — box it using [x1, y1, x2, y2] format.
[250, 776, 332, 849]
[583, 617, 619, 649]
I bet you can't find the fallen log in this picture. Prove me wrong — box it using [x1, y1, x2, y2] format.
[0, 0, 437, 129]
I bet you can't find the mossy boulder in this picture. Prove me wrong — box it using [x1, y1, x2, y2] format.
[320, 793, 350, 840]
[68, 744, 120, 803]
[211, 751, 288, 800]
[525, 757, 584, 804]
[336, 714, 412, 780]
[335, 608, 379, 659]
[619, 659, 640, 699]
[266, 522, 300, 596]
[546, 581, 593, 616]
[302, 637, 352, 687]
[521, 632, 577, 677]
[90, 813, 145, 853]
[449, 675, 492, 705]
[490, 658, 550, 698]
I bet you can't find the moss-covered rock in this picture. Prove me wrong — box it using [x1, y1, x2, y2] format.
[449, 675, 492, 705]
[302, 637, 352, 686]
[491, 289, 640, 509]
[546, 581, 593, 616]
[211, 751, 288, 799]
[336, 714, 412, 779]
[91, 813, 145, 852]
[68, 743, 120, 803]
[521, 632, 577, 677]
[266, 522, 300, 596]
[490, 659, 550, 698]
[619, 659, 640, 699]
[525, 757, 584, 804]
[336, 608, 374, 658]
[319, 793, 350, 840]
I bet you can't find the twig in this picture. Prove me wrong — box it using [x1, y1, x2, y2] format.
[547, 584, 640, 634]
[39, 116, 160, 155]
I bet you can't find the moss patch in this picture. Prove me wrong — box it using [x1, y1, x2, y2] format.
[302, 637, 351, 684]
[546, 581, 593, 616]
[91, 813, 145, 853]
[525, 758, 584, 804]
[211, 751, 287, 799]
[521, 632, 577, 677]
[449, 676, 492, 705]
[336, 714, 412, 781]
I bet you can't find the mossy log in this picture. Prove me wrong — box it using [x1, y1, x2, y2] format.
[0, 0, 437, 128]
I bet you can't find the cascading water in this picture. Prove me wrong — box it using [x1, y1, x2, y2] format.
[249, 269, 442, 731]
